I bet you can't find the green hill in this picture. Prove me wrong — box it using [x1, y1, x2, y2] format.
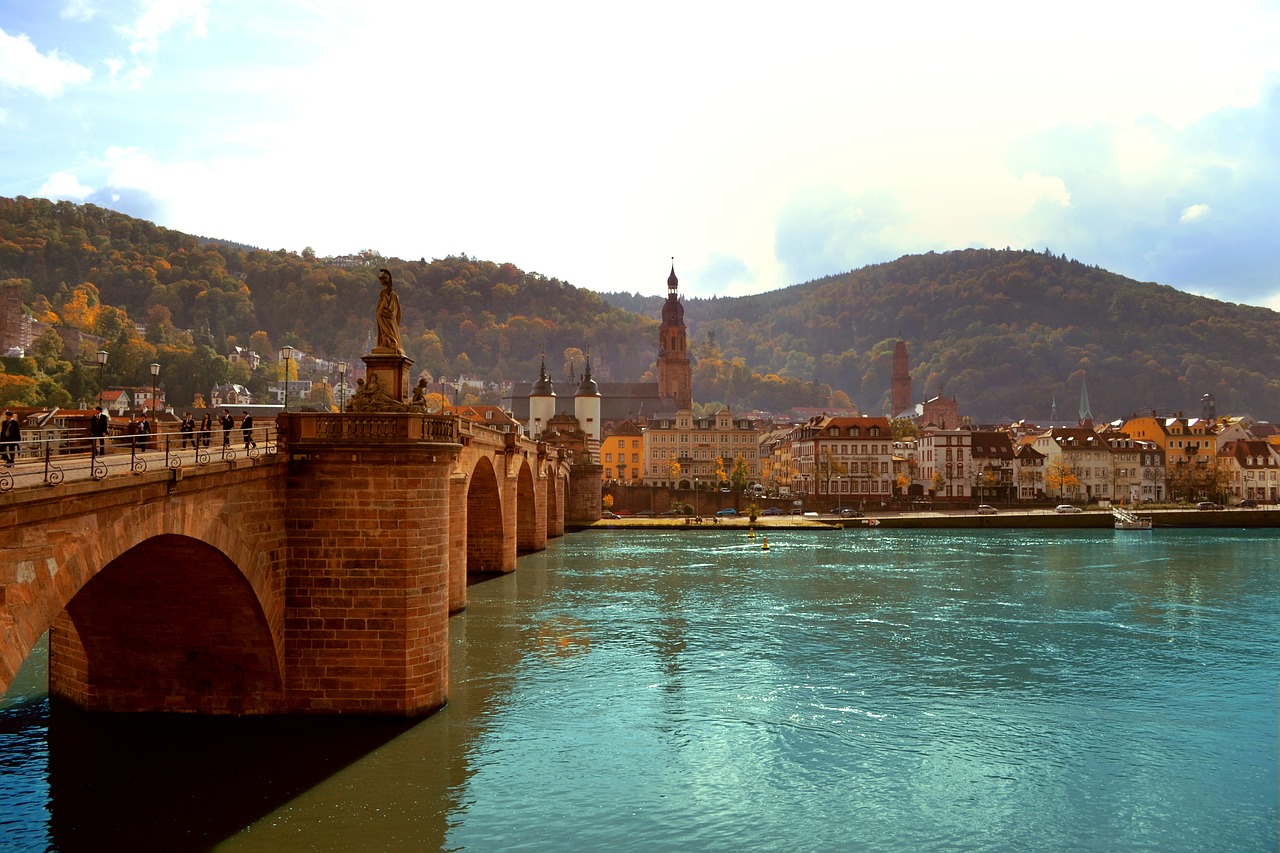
[607, 249, 1280, 422]
[3, 196, 1278, 422]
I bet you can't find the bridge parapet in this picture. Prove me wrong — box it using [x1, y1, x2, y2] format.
[278, 412, 462, 445]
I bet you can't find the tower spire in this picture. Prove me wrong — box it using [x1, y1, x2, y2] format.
[657, 259, 691, 410]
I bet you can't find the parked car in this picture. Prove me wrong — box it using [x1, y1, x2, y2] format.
[715, 508, 738, 517]
[634, 509, 656, 517]
[832, 507, 863, 518]
[660, 507, 685, 516]
[1055, 504, 1083, 514]
[1196, 501, 1224, 511]
[761, 507, 785, 516]
[601, 510, 619, 519]
[976, 504, 998, 515]
[1238, 498, 1258, 508]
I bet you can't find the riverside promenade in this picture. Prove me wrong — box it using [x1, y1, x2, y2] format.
[582, 506, 1280, 531]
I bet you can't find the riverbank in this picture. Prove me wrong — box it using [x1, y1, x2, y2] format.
[577, 507, 1280, 531]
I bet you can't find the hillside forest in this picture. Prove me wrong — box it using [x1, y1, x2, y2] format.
[3, 195, 1279, 423]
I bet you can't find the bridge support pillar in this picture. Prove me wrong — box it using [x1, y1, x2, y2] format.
[284, 439, 457, 715]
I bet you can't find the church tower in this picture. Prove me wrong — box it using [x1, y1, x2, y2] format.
[528, 352, 556, 438]
[574, 352, 602, 444]
[891, 339, 911, 416]
[657, 262, 692, 410]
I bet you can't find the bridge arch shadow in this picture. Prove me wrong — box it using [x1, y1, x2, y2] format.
[51, 533, 285, 714]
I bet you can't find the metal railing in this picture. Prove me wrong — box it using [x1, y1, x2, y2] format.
[0, 425, 278, 493]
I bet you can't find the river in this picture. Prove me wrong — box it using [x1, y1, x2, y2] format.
[2, 528, 1277, 852]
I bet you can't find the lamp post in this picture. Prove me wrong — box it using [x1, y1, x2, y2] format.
[280, 345, 295, 411]
[96, 350, 108, 407]
[149, 362, 160, 414]
[694, 476, 699, 518]
[337, 360, 347, 412]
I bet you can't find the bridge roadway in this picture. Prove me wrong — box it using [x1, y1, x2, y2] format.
[0, 412, 588, 716]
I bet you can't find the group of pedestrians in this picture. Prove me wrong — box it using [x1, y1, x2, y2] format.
[0, 407, 263, 470]
[145, 409, 259, 452]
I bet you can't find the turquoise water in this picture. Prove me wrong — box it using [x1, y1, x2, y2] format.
[2, 528, 1277, 851]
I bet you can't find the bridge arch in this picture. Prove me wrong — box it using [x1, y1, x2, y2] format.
[515, 458, 539, 554]
[51, 533, 284, 713]
[1, 497, 285, 708]
[466, 455, 506, 574]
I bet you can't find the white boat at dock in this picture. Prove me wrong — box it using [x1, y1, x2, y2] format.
[1112, 507, 1153, 530]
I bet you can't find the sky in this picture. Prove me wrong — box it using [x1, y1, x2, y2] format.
[2, 1, 1279, 308]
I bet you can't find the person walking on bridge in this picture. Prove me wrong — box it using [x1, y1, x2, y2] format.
[1, 410, 20, 467]
[220, 410, 234, 448]
[198, 412, 212, 448]
[180, 412, 196, 449]
[241, 411, 256, 450]
[90, 405, 109, 456]
[138, 412, 152, 450]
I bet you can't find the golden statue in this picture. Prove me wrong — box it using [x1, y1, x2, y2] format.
[374, 268, 403, 354]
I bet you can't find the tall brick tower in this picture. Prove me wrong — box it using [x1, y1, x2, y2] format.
[657, 262, 692, 410]
[891, 339, 911, 416]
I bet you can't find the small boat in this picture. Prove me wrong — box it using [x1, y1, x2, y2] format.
[1112, 507, 1152, 530]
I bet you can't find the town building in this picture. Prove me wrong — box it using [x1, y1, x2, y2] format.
[791, 415, 895, 505]
[970, 430, 1015, 503]
[920, 389, 961, 430]
[1013, 442, 1046, 500]
[1217, 439, 1279, 503]
[1102, 432, 1145, 504]
[642, 407, 760, 489]
[601, 420, 644, 484]
[1031, 427, 1113, 501]
[916, 425, 973, 500]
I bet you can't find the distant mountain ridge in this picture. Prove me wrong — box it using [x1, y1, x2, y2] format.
[2, 196, 1277, 422]
[605, 249, 1280, 422]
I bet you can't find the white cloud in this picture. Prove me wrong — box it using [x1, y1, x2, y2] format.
[103, 0, 209, 89]
[0, 27, 92, 97]
[121, 0, 210, 55]
[1180, 203, 1212, 224]
[38, 171, 94, 200]
[61, 0, 99, 23]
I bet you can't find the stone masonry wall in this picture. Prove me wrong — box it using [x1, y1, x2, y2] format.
[283, 444, 454, 715]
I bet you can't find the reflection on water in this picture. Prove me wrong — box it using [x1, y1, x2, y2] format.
[1, 529, 1277, 852]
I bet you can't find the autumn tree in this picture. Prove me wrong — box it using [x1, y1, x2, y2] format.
[249, 331, 273, 359]
[816, 448, 848, 496]
[730, 453, 750, 492]
[1044, 457, 1082, 499]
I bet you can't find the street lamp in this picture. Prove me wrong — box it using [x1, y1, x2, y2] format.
[149, 362, 160, 414]
[280, 346, 295, 411]
[694, 476, 699, 518]
[96, 350, 108, 407]
[337, 360, 347, 412]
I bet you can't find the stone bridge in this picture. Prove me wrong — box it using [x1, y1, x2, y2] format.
[0, 412, 600, 716]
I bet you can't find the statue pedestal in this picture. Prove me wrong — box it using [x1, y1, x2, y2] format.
[363, 351, 415, 404]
